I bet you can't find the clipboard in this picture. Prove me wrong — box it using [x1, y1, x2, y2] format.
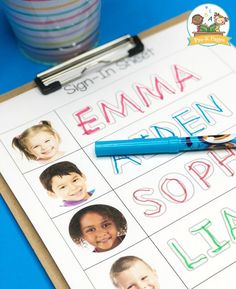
[0, 12, 189, 289]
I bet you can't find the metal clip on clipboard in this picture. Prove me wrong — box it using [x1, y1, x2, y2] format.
[35, 35, 144, 95]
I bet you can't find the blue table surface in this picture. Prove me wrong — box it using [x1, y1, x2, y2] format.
[0, 1, 235, 288]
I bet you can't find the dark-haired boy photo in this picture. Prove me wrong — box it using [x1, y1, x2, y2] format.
[39, 161, 95, 207]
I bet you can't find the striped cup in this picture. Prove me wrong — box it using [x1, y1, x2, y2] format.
[2, 0, 101, 64]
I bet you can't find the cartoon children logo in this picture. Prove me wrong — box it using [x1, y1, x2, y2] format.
[187, 4, 231, 46]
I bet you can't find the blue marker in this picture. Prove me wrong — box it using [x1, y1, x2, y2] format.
[95, 134, 236, 157]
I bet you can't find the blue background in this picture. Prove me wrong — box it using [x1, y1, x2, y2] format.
[0, 1, 235, 288]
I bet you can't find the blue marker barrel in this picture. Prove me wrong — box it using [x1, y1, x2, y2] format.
[95, 137, 181, 156]
[95, 134, 236, 157]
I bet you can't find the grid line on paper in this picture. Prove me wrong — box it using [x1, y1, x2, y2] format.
[148, 184, 236, 236]
[83, 236, 150, 270]
[148, 237, 189, 289]
[51, 189, 113, 219]
[110, 176, 189, 287]
[191, 260, 236, 289]
[0, 141, 97, 288]
[209, 47, 236, 73]
[54, 109, 115, 191]
[1, 34, 236, 289]
[54, 71, 234, 149]
[45, 213, 97, 289]
[148, 185, 236, 289]
[35, 46, 190, 115]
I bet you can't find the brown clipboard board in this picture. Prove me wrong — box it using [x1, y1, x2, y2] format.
[0, 12, 190, 289]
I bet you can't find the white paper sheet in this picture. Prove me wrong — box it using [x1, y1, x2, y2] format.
[1, 21, 236, 289]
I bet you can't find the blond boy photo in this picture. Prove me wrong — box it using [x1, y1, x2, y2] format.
[110, 255, 160, 289]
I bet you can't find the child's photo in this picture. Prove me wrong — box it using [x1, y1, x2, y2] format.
[110, 255, 160, 289]
[85, 238, 187, 289]
[24, 150, 112, 217]
[69, 204, 127, 253]
[39, 161, 94, 207]
[12, 120, 64, 163]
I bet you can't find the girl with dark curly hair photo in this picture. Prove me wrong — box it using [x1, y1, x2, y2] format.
[69, 204, 127, 252]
